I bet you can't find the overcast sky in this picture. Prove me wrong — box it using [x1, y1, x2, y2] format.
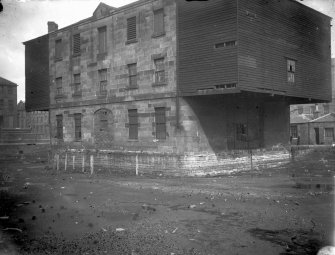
[0, 0, 334, 103]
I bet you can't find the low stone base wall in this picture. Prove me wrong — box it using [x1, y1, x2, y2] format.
[51, 148, 293, 176]
[0, 143, 51, 163]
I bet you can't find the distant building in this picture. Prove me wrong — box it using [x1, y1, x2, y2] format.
[290, 58, 335, 145]
[0, 77, 18, 128]
[24, 0, 332, 173]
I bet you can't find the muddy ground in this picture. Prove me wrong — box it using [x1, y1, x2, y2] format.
[0, 149, 334, 255]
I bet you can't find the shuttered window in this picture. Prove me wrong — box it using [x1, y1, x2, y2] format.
[153, 9, 164, 35]
[154, 58, 165, 84]
[127, 16, 137, 41]
[128, 109, 138, 140]
[155, 107, 166, 140]
[128, 63, 137, 88]
[56, 115, 63, 139]
[99, 69, 107, 95]
[73, 34, 81, 55]
[98, 26, 107, 53]
[55, 77, 62, 95]
[74, 113, 82, 140]
[55, 39, 62, 60]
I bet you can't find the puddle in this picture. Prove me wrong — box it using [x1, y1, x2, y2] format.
[294, 183, 333, 192]
[248, 228, 323, 255]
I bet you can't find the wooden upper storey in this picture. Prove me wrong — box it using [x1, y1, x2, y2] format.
[177, 0, 332, 102]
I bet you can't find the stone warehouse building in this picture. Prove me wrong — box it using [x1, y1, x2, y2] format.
[24, 0, 331, 175]
[0, 77, 18, 129]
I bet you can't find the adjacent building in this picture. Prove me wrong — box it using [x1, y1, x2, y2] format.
[0, 77, 18, 128]
[24, 0, 332, 173]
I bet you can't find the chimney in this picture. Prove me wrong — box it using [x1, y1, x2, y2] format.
[48, 21, 58, 33]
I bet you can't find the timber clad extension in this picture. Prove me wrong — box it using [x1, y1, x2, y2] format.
[23, 0, 332, 175]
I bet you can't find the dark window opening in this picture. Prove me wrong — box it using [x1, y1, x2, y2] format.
[287, 59, 296, 83]
[155, 107, 166, 140]
[290, 125, 298, 139]
[236, 123, 247, 141]
[325, 128, 334, 139]
[55, 39, 62, 60]
[128, 109, 138, 140]
[74, 113, 82, 141]
[215, 83, 237, 89]
[215, 40, 237, 49]
[73, 73, 81, 94]
[98, 26, 107, 53]
[56, 115, 63, 139]
[55, 77, 63, 95]
[153, 9, 164, 36]
[99, 110, 108, 131]
[324, 104, 329, 114]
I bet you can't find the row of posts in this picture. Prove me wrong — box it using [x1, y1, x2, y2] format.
[54, 153, 139, 176]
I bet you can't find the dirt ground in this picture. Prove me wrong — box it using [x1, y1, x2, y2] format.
[0, 149, 334, 255]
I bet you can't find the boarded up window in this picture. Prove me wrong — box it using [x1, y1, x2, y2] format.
[99, 69, 107, 95]
[55, 77, 62, 95]
[55, 39, 62, 59]
[98, 26, 107, 53]
[128, 109, 138, 140]
[73, 34, 81, 55]
[325, 128, 334, 138]
[153, 9, 164, 35]
[287, 59, 296, 83]
[56, 115, 63, 139]
[155, 107, 166, 140]
[74, 113, 82, 140]
[128, 63, 137, 88]
[127, 16, 137, 41]
[73, 73, 81, 93]
[154, 58, 165, 83]
[290, 125, 298, 138]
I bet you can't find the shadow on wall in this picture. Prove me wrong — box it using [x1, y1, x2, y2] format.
[183, 93, 264, 155]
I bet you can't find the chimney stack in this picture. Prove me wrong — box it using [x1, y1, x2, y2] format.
[48, 21, 58, 33]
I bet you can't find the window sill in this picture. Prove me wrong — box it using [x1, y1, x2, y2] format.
[152, 82, 167, 87]
[152, 32, 165, 38]
[125, 39, 138, 45]
[72, 92, 82, 98]
[125, 86, 139, 91]
[55, 94, 65, 99]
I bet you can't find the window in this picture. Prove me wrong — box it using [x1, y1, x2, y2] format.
[128, 63, 137, 88]
[8, 99, 13, 112]
[153, 9, 164, 36]
[236, 123, 247, 141]
[287, 59, 296, 83]
[55, 77, 63, 95]
[74, 113, 82, 140]
[214, 40, 237, 49]
[56, 115, 63, 139]
[127, 16, 137, 42]
[55, 39, 62, 60]
[99, 69, 107, 95]
[73, 74, 81, 94]
[155, 107, 166, 140]
[298, 106, 303, 114]
[154, 58, 165, 84]
[325, 128, 334, 139]
[73, 34, 81, 55]
[0, 99, 3, 110]
[128, 109, 138, 140]
[7, 87, 13, 95]
[99, 110, 108, 131]
[310, 105, 316, 114]
[98, 26, 107, 53]
[324, 104, 329, 114]
[290, 125, 298, 138]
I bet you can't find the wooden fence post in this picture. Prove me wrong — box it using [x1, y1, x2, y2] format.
[136, 154, 139, 176]
[72, 155, 75, 170]
[90, 155, 94, 175]
[64, 153, 67, 171]
[82, 155, 85, 173]
[56, 154, 60, 172]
